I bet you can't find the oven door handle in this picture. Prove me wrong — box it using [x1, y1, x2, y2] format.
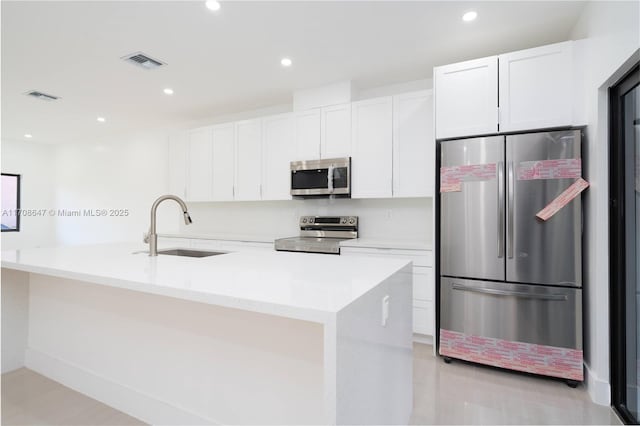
[328, 165, 334, 193]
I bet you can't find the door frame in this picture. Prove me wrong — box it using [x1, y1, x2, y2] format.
[609, 63, 640, 424]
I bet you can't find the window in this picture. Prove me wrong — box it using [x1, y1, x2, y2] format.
[1, 173, 21, 232]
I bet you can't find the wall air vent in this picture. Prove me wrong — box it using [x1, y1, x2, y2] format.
[121, 52, 166, 70]
[25, 91, 60, 101]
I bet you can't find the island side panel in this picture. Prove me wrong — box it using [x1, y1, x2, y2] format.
[1, 269, 30, 373]
[25, 273, 326, 425]
[335, 264, 413, 425]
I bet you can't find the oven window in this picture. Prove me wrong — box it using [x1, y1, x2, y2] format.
[291, 169, 328, 189]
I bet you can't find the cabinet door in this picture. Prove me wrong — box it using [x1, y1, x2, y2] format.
[351, 97, 393, 198]
[168, 130, 188, 199]
[186, 127, 213, 201]
[499, 41, 573, 132]
[413, 300, 434, 336]
[434, 56, 498, 139]
[211, 123, 235, 201]
[294, 109, 321, 160]
[234, 119, 262, 201]
[413, 266, 434, 302]
[262, 113, 295, 200]
[393, 90, 434, 197]
[321, 103, 351, 158]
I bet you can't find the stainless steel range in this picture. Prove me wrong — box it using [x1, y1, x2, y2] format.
[274, 216, 358, 254]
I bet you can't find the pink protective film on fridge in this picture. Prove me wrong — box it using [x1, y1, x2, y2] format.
[536, 178, 590, 221]
[517, 158, 581, 181]
[440, 163, 497, 193]
[439, 329, 583, 381]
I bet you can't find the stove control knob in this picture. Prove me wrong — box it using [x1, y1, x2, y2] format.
[349, 218, 355, 224]
[302, 218, 307, 224]
[341, 218, 347, 224]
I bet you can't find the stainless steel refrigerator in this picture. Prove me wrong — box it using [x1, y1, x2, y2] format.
[439, 129, 583, 384]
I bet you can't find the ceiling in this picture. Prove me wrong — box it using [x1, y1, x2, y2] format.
[1, 1, 587, 145]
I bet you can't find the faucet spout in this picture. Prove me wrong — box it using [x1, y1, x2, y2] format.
[147, 195, 192, 256]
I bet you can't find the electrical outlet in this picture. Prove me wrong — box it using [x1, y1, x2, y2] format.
[381, 295, 390, 326]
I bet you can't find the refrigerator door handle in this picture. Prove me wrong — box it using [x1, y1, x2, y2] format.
[507, 161, 514, 259]
[497, 161, 505, 258]
[451, 283, 568, 301]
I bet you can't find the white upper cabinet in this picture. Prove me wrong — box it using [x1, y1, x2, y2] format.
[393, 90, 434, 197]
[186, 127, 213, 202]
[321, 103, 352, 158]
[434, 56, 498, 139]
[351, 96, 393, 199]
[294, 109, 321, 160]
[262, 113, 295, 200]
[434, 41, 576, 139]
[234, 119, 263, 201]
[499, 41, 573, 132]
[211, 123, 235, 201]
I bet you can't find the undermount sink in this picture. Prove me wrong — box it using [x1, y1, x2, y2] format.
[157, 248, 227, 258]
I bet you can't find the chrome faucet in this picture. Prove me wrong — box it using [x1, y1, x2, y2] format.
[144, 195, 192, 256]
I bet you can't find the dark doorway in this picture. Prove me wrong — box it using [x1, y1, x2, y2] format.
[610, 63, 640, 424]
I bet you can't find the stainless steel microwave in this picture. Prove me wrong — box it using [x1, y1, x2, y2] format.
[290, 157, 351, 198]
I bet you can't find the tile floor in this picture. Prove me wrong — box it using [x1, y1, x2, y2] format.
[411, 343, 620, 425]
[1, 368, 144, 426]
[1, 343, 621, 425]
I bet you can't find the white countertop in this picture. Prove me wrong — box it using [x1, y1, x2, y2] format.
[340, 238, 432, 251]
[1, 243, 411, 324]
[160, 233, 432, 251]
[158, 233, 279, 244]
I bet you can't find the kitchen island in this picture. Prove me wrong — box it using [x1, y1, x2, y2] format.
[1, 243, 413, 425]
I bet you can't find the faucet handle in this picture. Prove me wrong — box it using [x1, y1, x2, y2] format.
[143, 231, 150, 244]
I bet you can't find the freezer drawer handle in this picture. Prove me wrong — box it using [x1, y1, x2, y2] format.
[452, 283, 568, 301]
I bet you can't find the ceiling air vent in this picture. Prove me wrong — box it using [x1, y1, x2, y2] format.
[25, 90, 60, 101]
[121, 52, 166, 70]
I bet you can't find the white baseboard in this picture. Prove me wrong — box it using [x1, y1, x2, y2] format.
[25, 348, 216, 425]
[413, 333, 433, 345]
[585, 362, 611, 406]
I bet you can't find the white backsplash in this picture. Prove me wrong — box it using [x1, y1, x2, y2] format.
[180, 197, 432, 242]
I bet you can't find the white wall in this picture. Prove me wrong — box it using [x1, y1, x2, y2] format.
[54, 132, 179, 246]
[570, 0, 640, 405]
[0, 139, 57, 249]
[180, 198, 432, 243]
[356, 78, 433, 100]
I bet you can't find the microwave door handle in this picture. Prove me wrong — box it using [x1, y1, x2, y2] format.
[328, 165, 334, 193]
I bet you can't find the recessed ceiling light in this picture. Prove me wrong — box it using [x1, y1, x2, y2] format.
[205, 1, 221, 11]
[163, 88, 174, 95]
[97, 117, 106, 123]
[24, 134, 33, 138]
[281, 57, 292, 67]
[462, 11, 477, 22]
